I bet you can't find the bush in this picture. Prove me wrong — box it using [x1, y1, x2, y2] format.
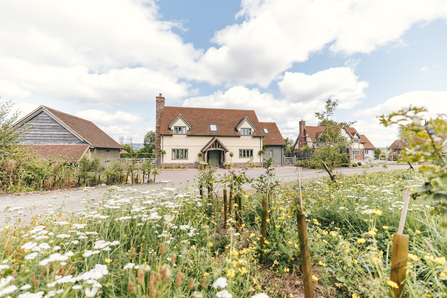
[352, 163, 358, 167]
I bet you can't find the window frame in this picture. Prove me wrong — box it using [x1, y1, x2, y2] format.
[263, 128, 269, 134]
[209, 124, 218, 132]
[239, 149, 253, 158]
[353, 150, 360, 155]
[241, 128, 252, 136]
[172, 148, 188, 160]
[269, 150, 273, 158]
[174, 126, 187, 134]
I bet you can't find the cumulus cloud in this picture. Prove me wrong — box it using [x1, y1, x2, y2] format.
[0, 0, 197, 104]
[198, 0, 447, 86]
[278, 67, 368, 109]
[355, 90, 447, 118]
[76, 110, 143, 126]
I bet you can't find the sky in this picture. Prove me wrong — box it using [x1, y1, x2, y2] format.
[1, 0, 447, 148]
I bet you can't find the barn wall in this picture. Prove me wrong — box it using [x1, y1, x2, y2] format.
[19, 111, 86, 145]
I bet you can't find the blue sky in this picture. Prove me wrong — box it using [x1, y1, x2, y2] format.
[1, 0, 447, 147]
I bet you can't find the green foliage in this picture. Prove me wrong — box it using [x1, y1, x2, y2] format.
[374, 148, 381, 159]
[142, 130, 155, 154]
[299, 98, 354, 171]
[0, 100, 24, 153]
[379, 105, 447, 222]
[283, 137, 294, 153]
[299, 145, 313, 152]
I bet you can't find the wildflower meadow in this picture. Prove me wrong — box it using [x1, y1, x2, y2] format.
[0, 168, 446, 298]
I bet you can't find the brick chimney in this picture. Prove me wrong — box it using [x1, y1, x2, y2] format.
[298, 120, 306, 149]
[155, 93, 165, 159]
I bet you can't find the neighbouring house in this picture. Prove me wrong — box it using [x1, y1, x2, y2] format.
[13, 106, 123, 164]
[388, 140, 408, 157]
[293, 120, 376, 161]
[154, 94, 285, 167]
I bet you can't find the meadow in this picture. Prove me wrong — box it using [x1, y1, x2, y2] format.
[0, 168, 446, 298]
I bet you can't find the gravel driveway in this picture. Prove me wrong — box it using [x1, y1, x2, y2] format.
[0, 164, 413, 227]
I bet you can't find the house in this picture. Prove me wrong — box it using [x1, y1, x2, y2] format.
[388, 139, 407, 157]
[154, 94, 285, 167]
[13, 106, 123, 164]
[293, 120, 376, 161]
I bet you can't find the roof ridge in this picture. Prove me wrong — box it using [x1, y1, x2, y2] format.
[43, 106, 94, 124]
[167, 106, 256, 112]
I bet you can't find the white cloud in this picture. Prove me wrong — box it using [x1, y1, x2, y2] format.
[421, 66, 429, 72]
[198, 0, 447, 86]
[355, 90, 447, 118]
[0, 0, 198, 103]
[76, 110, 143, 126]
[278, 67, 368, 109]
[354, 90, 447, 147]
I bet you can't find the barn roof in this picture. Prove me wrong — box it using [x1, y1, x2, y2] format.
[23, 145, 90, 162]
[15, 106, 122, 149]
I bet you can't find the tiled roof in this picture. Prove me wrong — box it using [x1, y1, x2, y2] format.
[304, 126, 326, 142]
[43, 106, 122, 149]
[160, 106, 265, 137]
[360, 134, 375, 149]
[388, 139, 408, 150]
[24, 145, 90, 162]
[260, 122, 286, 146]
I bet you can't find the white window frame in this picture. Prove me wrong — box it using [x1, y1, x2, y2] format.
[241, 128, 252, 136]
[353, 150, 360, 155]
[174, 126, 187, 134]
[263, 128, 269, 134]
[172, 149, 188, 160]
[210, 124, 218, 132]
[239, 149, 253, 158]
[269, 150, 273, 158]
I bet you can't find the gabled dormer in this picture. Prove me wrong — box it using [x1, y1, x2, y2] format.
[236, 117, 256, 136]
[168, 114, 191, 135]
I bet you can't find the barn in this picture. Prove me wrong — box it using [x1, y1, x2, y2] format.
[13, 106, 122, 164]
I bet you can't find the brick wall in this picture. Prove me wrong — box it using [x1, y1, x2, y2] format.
[155, 94, 165, 160]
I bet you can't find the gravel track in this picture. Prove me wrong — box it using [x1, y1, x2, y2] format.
[0, 164, 412, 227]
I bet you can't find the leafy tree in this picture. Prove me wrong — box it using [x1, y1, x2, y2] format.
[297, 98, 353, 171]
[299, 145, 313, 152]
[379, 106, 447, 222]
[283, 137, 294, 152]
[397, 126, 415, 144]
[141, 130, 155, 155]
[374, 148, 381, 159]
[0, 100, 24, 153]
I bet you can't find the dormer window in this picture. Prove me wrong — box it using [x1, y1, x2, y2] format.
[210, 124, 217, 132]
[174, 126, 186, 134]
[241, 128, 252, 136]
[263, 128, 269, 134]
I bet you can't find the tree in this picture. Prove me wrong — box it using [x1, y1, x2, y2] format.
[380, 106, 447, 222]
[397, 126, 415, 144]
[0, 100, 24, 152]
[284, 137, 294, 152]
[374, 148, 381, 159]
[141, 131, 155, 155]
[297, 98, 352, 171]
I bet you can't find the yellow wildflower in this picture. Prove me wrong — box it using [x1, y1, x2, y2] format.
[408, 253, 418, 262]
[368, 230, 376, 236]
[330, 231, 337, 237]
[382, 226, 388, 229]
[372, 257, 382, 264]
[387, 280, 399, 289]
[318, 261, 326, 266]
[227, 269, 236, 278]
[105, 258, 112, 264]
[357, 238, 366, 244]
[311, 275, 319, 282]
[207, 242, 213, 248]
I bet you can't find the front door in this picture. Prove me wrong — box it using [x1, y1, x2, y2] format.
[207, 150, 221, 167]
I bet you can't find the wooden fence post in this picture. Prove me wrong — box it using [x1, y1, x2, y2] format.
[296, 167, 313, 298]
[390, 190, 411, 298]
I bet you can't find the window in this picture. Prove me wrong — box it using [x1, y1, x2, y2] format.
[263, 128, 269, 134]
[172, 149, 188, 160]
[353, 137, 359, 143]
[174, 126, 186, 134]
[269, 150, 273, 158]
[239, 149, 253, 158]
[210, 124, 217, 132]
[241, 128, 252, 135]
[353, 150, 360, 155]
